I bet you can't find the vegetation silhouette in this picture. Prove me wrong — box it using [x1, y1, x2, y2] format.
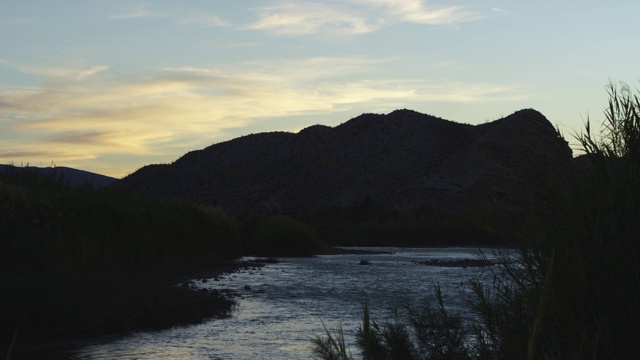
[312, 81, 640, 359]
[3, 81, 637, 359]
[246, 215, 320, 257]
[0, 168, 242, 354]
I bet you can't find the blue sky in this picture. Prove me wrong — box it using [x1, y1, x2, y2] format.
[1, 1, 638, 178]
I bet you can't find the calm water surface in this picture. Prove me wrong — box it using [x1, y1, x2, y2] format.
[72, 247, 502, 359]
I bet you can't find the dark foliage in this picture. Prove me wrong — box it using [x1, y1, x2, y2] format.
[313, 81, 640, 359]
[246, 215, 320, 257]
[0, 169, 242, 352]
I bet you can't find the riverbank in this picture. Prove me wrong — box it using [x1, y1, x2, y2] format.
[3, 260, 265, 359]
[314, 245, 394, 255]
[71, 247, 494, 359]
[0, 171, 245, 358]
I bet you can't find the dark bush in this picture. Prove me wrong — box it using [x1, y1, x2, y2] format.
[249, 215, 319, 257]
[0, 170, 241, 350]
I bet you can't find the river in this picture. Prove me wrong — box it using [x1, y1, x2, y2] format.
[71, 247, 503, 359]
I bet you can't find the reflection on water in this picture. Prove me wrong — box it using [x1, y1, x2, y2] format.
[72, 247, 502, 359]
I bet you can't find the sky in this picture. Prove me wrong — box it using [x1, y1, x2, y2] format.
[1, 1, 638, 178]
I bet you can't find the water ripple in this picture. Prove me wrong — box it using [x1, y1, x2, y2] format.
[72, 247, 504, 359]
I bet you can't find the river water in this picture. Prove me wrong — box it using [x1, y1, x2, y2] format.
[71, 247, 503, 359]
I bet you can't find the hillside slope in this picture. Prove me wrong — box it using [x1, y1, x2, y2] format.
[0, 164, 117, 189]
[114, 109, 573, 218]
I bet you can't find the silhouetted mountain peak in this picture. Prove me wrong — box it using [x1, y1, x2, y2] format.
[115, 109, 573, 219]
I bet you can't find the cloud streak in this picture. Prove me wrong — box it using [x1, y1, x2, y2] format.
[109, 4, 158, 20]
[245, 0, 481, 36]
[18, 65, 109, 81]
[0, 58, 526, 177]
[245, 3, 381, 36]
[355, 0, 482, 25]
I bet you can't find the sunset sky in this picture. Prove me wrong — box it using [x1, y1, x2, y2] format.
[1, 1, 638, 178]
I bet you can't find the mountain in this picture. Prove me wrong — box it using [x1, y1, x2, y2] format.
[114, 109, 573, 219]
[0, 165, 117, 189]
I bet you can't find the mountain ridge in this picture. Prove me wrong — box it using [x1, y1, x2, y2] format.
[0, 164, 117, 189]
[114, 108, 573, 219]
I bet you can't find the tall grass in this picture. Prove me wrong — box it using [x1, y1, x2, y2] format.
[313, 289, 469, 360]
[312, 322, 352, 360]
[540, 81, 640, 358]
[313, 81, 640, 359]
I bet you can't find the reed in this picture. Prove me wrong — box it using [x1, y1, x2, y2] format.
[312, 322, 352, 360]
[313, 81, 640, 359]
[541, 81, 640, 358]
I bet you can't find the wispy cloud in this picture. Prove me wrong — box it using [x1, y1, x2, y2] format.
[0, 150, 58, 159]
[245, 3, 382, 36]
[109, 4, 157, 20]
[0, 58, 525, 176]
[18, 65, 109, 81]
[245, 0, 482, 36]
[491, 7, 508, 15]
[354, 0, 482, 25]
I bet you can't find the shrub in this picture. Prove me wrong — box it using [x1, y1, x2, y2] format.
[0, 171, 241, 350]
[249, 215, 320, 257]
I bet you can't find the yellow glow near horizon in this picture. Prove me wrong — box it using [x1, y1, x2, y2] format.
[2, 1, 637, 177]
[1, 58, 532, 177]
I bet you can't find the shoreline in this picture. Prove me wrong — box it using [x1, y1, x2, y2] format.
[3, 245, 510, 358]
[3, 260, 264, 359]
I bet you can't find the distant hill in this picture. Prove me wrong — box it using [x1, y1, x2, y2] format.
[0, 165, 117, 189]
[114, 109, 574, 219]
